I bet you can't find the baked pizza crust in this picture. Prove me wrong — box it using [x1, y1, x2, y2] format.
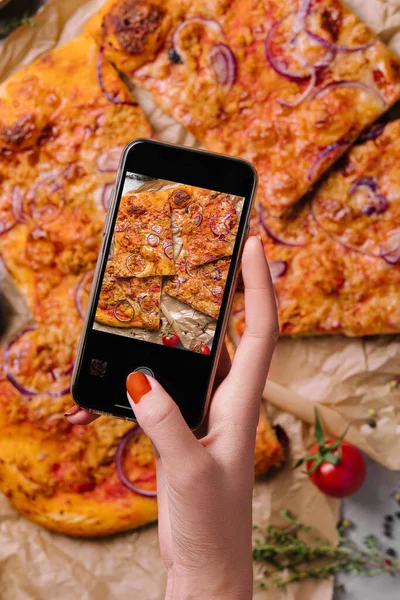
[169, 185, 238, 266]
[113, 190, 175, 277]
[86, 0, 400, 214]
[96, 260, 162, 329]
[0, 18, 281, 538]
[164, 253, 230, 319]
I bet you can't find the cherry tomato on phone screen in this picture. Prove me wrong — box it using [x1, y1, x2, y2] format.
[197, 344, 211, 355]
[162, 332, 180, 347]
[295, 410, 366, 498]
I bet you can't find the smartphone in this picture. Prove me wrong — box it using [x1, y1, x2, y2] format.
[71, 139, 257, 429]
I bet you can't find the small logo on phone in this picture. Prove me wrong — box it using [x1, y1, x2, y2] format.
[89, 358, 108, 378]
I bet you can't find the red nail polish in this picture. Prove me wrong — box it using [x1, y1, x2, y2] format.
[64, 405, 81, 417]
[126, 372, 151, 404]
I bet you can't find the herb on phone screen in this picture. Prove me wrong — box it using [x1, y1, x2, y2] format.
[253, 510, 400, 591]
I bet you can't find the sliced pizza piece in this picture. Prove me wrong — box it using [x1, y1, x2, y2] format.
[252, 119, 400, 337]
[0, 33, 151, 318]
[113, 190, 175, 278]
[168, 185, 238, 266]
[164, 253, 230, 319]
[86, 0, 400, 214]
[96, 260, 162, 329]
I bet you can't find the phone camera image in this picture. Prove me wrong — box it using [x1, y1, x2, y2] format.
[92, 173, 245, 355]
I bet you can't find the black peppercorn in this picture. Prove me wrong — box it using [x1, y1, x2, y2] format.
[386, 548, 397, 558]
[168, 48, 183, 64]
[367, 418, 377, 428]
[385, 515, 394, 523]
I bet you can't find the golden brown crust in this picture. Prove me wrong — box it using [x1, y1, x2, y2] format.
[0, 35, 159, 537]
[86, 0, 180, 73]
[169, 185, 238, 265]
[164, 253, 230, 318]
[87, 0, 400, 214]
[248, 119, 400, 337]
[113, 190, 175, 277]
[96, 260, 162, 329]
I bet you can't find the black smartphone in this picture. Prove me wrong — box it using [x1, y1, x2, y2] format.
[71, 139, 257, 429]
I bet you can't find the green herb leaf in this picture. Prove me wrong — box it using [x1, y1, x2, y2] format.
[314, 408, 325, 448]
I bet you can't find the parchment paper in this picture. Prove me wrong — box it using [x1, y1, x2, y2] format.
[0, 1, 399, 599]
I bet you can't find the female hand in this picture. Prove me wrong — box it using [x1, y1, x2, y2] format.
[65, 236, 279, 600]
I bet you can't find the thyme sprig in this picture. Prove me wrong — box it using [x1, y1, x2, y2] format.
[253, 510, 400, 591]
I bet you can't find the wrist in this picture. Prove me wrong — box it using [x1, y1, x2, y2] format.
[165, 564, 253, 600]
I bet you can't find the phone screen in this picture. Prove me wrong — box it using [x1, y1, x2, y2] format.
[72, 140, 255, 428]
[94, 173, 244, 355]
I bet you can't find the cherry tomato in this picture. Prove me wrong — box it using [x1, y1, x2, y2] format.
[162, 333, 180, 347]
[307, 441, 366, 498]
[197, 344, 211, 355]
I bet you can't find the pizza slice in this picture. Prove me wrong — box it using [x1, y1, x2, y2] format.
[0, 33, 151, 319]
[168, 185, 238, 266]
[113, 190, 175, 277]
[96, 260, 162, 329]
[86, 0, 400, 214]
[252, 118, 400, 336]
[164, 252, 230, 318]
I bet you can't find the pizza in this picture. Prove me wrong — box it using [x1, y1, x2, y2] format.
[229, 118, 399, 338]
[86, 0, 400, 214]
[0, 21, 283, 536]
[113, 189, 175, 277]
[164, 253, 230, 318]
[96, 259, 162, 329]
[168, 185, 238, 265]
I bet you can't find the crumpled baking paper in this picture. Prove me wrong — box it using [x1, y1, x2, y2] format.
[0, 1, 399, 599]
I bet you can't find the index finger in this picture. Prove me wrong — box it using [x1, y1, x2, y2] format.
[208, 236, 278, 435]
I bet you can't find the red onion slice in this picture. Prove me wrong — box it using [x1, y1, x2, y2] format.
[381, 229, 400, 265]
[269, 260, 288, 282]
[147, 233, 160, 247]
[265, 14, 314, 81]
[102, 183, 114, 212]
[211, 286, 223, 297]
[0, 189, 19, 235]
[209, 42, 237, 87]
[305, 29, 374, 54]
[126, 254, 147, 275]
[5, 328, 70, 397]
[185, 261, 197, 278]
[310, 197, 384, 257]
[137, 294, 158, 314]
[349, 177, 388, 216]
[163, 242, 174, 260]
[310, 80, 385, 107]
[307, 140, 348, 181]
[278, 64, 316, 107]
[113, 300, 135, 323]
[26, 180, 65, 226]
[97, 148, 123, 172]
[115, 428, 157, 497]
[75, 270, 94, 319]
[172, 17, 223, 59]
[257, 205, 306, 247]
[151, 224, 162, 234]
[97, 44, 139, 107]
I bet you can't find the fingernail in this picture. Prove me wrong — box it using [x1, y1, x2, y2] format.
[64, 405, 81, 417]
[126, 371, 151, 404]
